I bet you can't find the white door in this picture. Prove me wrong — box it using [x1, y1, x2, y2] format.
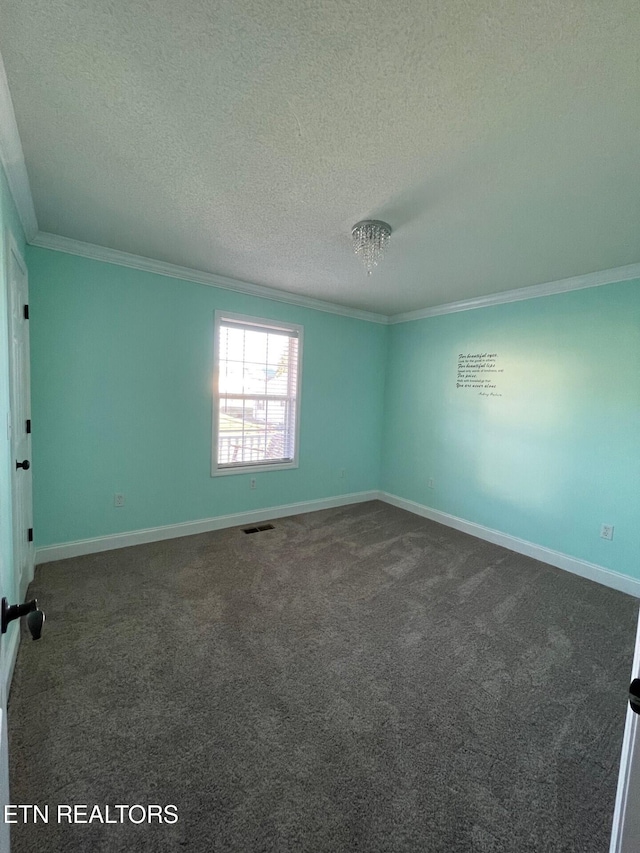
[610, 612, 640, 852]
[7, 236, 33, 599]
[0, 235, 34, 853]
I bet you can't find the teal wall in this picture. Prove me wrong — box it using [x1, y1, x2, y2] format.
[27, 247, 387, 546]
[25, 242, 640, 582]
[382, 281, 640, 577]
[0, 162, 27, 673]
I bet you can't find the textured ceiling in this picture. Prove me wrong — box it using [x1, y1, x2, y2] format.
[1, 0, 639, 315]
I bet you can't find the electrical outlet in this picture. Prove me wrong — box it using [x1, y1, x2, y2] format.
[428, 478, 435, 489]
[338, 469, 346, 479]
[600, 524, 614, 541]
[250, 478, 256, 490]
[114, 493, 125, 508]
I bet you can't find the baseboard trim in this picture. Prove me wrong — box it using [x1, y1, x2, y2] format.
[379, 492, 640, 598]
[35, 491, 381, 563]
[35, 489, 639, 598]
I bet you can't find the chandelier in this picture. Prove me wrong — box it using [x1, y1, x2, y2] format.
[352, 220, 392, 275]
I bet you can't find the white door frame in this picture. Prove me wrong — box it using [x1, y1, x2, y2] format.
[610, 610, 640, 851]
[0, 230, 33, 853]
[6, 232, 33, 599]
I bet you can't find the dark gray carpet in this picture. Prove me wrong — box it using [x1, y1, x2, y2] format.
[8, 501, 637, 852]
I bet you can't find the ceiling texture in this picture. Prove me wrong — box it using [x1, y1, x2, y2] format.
[0, 0, 639, 316]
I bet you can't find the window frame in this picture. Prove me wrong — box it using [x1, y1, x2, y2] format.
[211, 310, 303, 477]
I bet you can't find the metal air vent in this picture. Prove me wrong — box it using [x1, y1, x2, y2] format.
[243, 524, 275, 534]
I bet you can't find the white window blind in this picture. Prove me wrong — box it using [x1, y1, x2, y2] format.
[213, 313, 302, 474]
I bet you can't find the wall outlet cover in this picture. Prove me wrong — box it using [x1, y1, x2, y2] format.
[114, 493, 125, 507]
[600, 524, 614, 541]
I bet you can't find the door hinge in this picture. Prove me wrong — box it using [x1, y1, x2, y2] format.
[28, 528, 33, 543]
[23, 304, 29, 320]
[26, 418, 31, 434]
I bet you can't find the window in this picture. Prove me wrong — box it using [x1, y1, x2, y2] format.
[212, 311, 303, 475]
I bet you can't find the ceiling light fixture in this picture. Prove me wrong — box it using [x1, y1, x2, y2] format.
[351, 220, 392, 275]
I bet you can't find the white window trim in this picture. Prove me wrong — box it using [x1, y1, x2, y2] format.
[211, 310, 303, 477]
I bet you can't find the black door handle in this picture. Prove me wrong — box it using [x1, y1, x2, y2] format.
[1, 597, 45, 640]
[629, 679, 640, 715]
[16, 459, 30, 470]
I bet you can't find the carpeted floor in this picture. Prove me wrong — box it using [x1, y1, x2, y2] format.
[8, 501, 638, 852]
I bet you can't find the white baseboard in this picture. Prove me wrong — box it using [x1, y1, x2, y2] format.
[380, 491, 640, 598]
[35, 490, 381, 564]
[35, 488, 640, 599]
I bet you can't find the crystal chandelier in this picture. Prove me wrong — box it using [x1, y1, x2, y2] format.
[352, 220, 392, 275]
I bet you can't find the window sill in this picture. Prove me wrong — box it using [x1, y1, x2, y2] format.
[211, 460, 299, 477]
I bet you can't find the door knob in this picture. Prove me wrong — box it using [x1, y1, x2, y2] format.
[1, 597, 45, 640]
[16, 459, 30, 470]
[27, 609, 45, 640]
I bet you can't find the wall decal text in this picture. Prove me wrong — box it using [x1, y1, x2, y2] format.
[456, 352, 504, 397]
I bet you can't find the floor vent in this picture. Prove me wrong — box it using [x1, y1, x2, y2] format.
[243, 524, 275, 534]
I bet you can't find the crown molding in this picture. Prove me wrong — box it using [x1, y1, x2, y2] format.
[0, 50, 38, 241]
[30, 229, 640, 326]
[29, 231, 390, 324]
[389, 263, 640, 324]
